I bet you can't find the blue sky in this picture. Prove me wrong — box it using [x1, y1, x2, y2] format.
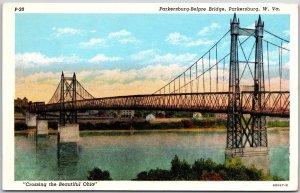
[15, 14, 290, 101]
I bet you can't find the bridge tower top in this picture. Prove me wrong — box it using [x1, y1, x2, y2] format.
[230, 13, 240, 35]
[255, 15, 264, 38]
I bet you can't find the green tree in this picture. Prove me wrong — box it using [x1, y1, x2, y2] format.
[170, 155, 193, 180]
[87, 167, 112, 180]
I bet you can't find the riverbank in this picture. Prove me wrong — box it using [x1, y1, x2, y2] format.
[15, 126, 289, 134]
[15, 117, 289, 133]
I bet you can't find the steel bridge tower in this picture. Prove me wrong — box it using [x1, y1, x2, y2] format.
[226, 14, 269, 171]
[59, 72, 78, 126]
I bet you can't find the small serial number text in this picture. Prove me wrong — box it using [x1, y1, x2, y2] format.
[15, 7, 24, 12]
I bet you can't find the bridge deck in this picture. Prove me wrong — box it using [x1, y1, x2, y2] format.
[29, 91, 289, 117]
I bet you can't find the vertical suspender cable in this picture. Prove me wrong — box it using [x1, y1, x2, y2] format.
[209, 51, 211, 92]
[184, 72, 186, 93]
[267, 42, 270, 92]
[262, 42, 265, 92]
[278, 47, 281, 92]
[280, 41, 283, 107]
[267, 42, 271, 108]
[173, 80, 175, 94]
[280, 41, 283, 91]
[202, 58, 205, 92]
[190, 68, 192, 93]
[216, 44, 218, 92]
[179, 76, 181, 93]
[223, 58, 225, 92]
[196, 62, 198, 93]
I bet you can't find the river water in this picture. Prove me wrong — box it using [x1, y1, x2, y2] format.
[15, 129, 289, 180]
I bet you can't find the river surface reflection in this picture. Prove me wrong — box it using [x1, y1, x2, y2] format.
[15, 129, 289, 180]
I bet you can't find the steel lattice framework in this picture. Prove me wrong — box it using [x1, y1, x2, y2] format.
[29, 91, 289, 116]
[28, 14, 290, 149]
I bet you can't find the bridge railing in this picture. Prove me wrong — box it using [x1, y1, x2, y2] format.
[67, 92, 230, 113]
[241, 91, 290, 117]
[29, 91, 289, 117]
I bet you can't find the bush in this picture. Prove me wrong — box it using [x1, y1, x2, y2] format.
[134, 169, 171, 181]
[133, 155, 282, 181]
[170, 155, 193, 180]
[87, 167, 112, 180]
[267, 121, 289, 127]
[201, 171, 223, 181]
[181, 120, 194, 128]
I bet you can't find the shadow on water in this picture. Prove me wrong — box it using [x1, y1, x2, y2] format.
[56, 134, 81, 179]
[35, 135, 51, 153]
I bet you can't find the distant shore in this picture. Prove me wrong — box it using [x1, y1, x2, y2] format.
[15, 126, 289, 134]
[15, 116, 289, 134]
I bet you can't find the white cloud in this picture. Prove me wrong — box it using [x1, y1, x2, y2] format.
[282, 42, 290, 50]
[93, 68, 138, 82]
[283, 30, 290, 37]
[185, 39, 214, 47]
[130, 50, 197, 65]
[90, 30, 97, 33]
[130, 49, 156, 60]
[149, 53, 197, 65]
[16, 52, 81, 68]
[77, 64, 187, 84]
[52, 27, 82, 37]
[82, 29, 138, 47]
[79, 38, 105, 47]
[17, 71, 61, 82]
[88, 54, 122, 64]
[198, 22, 221, 36]
[165, 32, 190, 45]
[165, 31, 214, 47]
[108, 29, 131, 39]
[118, 37, 138, 45]
[138, 64, 186, 81]
[245, 23, 255, 29]
[107, 29, 138, 45]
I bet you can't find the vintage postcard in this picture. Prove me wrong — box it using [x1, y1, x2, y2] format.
[2, 3, 298, 191]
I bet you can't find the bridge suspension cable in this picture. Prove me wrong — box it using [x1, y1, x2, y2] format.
[264, 29, 289, 43]
[153, 29, 230, 95]
[48, 81, 61, 104]
[153, 26, 265, 96]
[47, 75, 94, 104]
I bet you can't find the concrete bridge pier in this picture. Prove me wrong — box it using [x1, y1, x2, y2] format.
[225, 147, 270, 174]
[58, 124, 80, 143]
[36, 120, 49, 135]
[56, 124, 80, 170]
[25, 112, 37, 128]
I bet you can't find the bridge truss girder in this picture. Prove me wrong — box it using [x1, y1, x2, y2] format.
[29, 91, 289, 117]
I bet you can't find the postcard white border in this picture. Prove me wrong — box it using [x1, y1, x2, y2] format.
[2, 3, 298, 191]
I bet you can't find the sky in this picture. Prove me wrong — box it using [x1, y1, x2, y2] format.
[15, 14, 290, 102]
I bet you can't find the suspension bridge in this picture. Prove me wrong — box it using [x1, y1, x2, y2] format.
[28, 14, 289, 157]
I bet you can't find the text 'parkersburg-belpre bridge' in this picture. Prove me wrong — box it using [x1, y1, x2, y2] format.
[158, 6, 261, 12]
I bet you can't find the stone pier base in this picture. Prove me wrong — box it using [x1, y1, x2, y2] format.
[58, 124, 80, 143]
[36, 120, 48, 135]
[25, 113, 37, 128]
[225, 147, 270, 174]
